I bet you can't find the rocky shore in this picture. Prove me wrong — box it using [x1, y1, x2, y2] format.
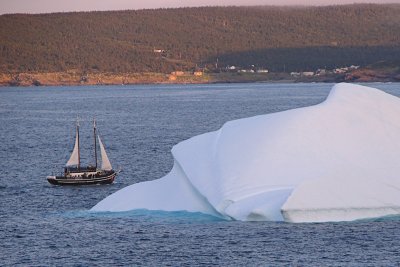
[0, 68, 399, 87]
[0, 71, 209, 86]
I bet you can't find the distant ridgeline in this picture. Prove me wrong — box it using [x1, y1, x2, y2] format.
[1, 4, 400, 74]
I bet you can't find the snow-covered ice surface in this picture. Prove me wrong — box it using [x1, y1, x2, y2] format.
[92, 83, 400, 223]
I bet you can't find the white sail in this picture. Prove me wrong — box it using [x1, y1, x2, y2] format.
[66, 127, 80, 166]
[98, 136, 112, 171]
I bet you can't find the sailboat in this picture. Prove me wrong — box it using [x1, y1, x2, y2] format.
[47, 119, 117, 185]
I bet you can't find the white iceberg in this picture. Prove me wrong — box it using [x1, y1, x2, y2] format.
[92, 83, 400, 223]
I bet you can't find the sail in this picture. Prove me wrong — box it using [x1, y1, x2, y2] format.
[66, 127, 80, 166]
[98, 135, 112, 171]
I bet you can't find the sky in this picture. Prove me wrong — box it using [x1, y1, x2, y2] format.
[0, 0, 398, 15]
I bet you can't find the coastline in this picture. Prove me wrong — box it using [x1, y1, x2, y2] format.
[1, 69, 399, 87]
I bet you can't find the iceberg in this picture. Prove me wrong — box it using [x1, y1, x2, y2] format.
[92, 83, 400, 223]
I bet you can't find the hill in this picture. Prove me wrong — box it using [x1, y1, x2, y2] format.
[0, 4, 400, 82]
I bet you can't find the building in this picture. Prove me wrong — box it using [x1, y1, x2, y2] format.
[257, 69, 269, 73]
[290, 72, 301, 77]
[193, 71, 203, 76]
[301, 72, 314, 77]
[171, 71, 185, 76]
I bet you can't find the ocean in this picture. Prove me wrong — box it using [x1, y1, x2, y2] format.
[1, 82, 400, 266]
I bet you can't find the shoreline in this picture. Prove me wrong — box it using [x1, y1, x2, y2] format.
[1, 70, 399, 87]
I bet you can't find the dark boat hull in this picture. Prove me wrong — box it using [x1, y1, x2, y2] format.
[47, 171, 116, 186]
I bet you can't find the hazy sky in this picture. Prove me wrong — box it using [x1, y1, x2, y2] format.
[0, 0, 398, 15]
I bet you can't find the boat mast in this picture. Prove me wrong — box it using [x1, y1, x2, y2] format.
[77, 119, 80, 170]
[93, 118, 98, 169]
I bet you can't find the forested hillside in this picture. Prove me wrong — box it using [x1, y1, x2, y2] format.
[1, 4, 400, 74]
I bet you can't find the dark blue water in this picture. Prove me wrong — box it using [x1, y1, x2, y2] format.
[1, 83, 400, 266]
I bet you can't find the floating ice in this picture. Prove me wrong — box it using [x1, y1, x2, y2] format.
[92, 83, 400, 223]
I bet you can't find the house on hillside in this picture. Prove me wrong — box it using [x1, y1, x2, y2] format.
[153, 49, 166, 53]
[171, 71, 185, 76]
[226, 66, 237, 72]
[290, 72, 301, 77]
[301, 72, 314, 77]
[334, 65, 360, 74]
[349, 65, 360, 70]
[316, 69, 327, 76]
[239, 69, 255, 73]
[334, 68, 347, 74]
[257, 69, 269, 73]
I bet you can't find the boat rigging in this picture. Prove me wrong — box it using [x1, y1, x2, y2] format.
[47, 119, 117, 185]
